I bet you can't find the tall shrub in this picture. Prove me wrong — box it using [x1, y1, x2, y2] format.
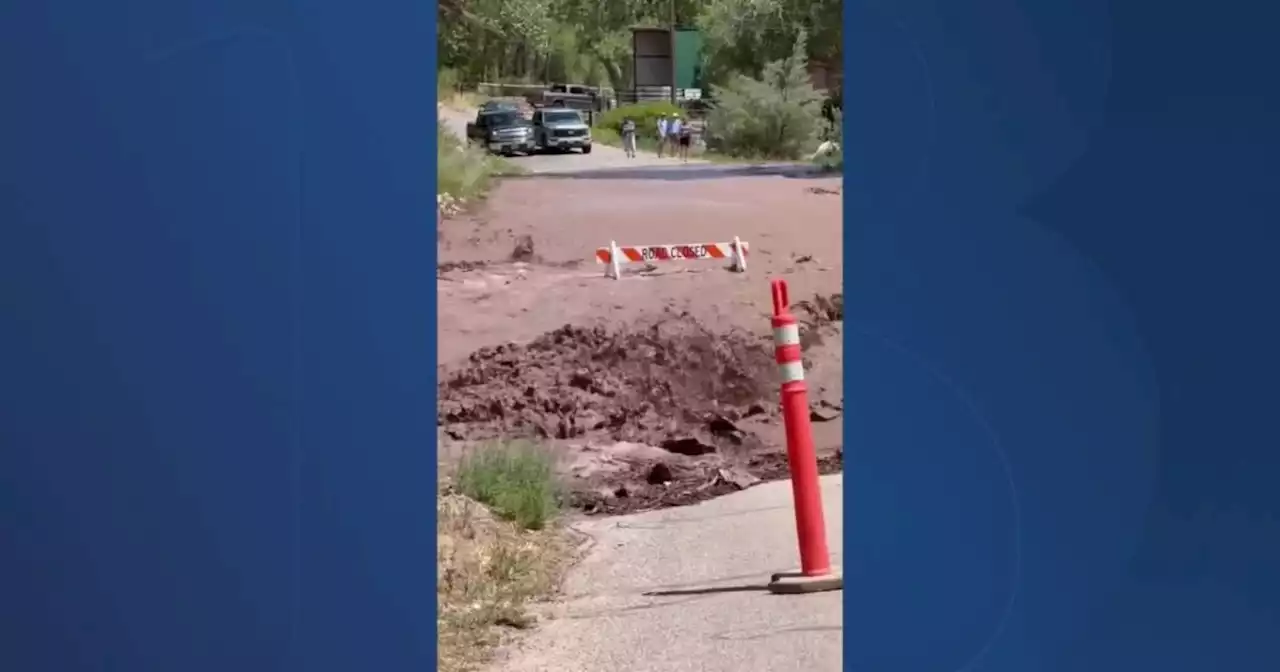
[706, 34, 823, 160]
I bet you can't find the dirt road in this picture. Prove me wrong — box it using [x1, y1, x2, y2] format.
[438, 113, 845, 512]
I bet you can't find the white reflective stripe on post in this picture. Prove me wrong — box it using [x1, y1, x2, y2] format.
[773, 324, 801, 347]
[778, 360, 806, 383]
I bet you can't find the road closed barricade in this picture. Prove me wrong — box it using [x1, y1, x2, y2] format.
[594, 238, 748, 279]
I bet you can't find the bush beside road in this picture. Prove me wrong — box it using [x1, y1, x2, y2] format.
[438, 441, 574, 672]
[437, 122, 525, 214]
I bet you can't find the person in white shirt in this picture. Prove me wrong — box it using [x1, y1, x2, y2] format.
[656, 114, 670, 158]
[668, 114, 684, 160]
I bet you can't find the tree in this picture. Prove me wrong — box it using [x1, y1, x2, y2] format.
[438, 0, 838, 92]
[695, 0, 840, 82]
[705, 33, 824, 159]
[438, 0, 554, 84]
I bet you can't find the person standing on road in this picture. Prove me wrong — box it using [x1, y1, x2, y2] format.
[677, 119, 693, 162]
[621, 117, 637, 158]
[656, 114, 670, 158]
[668, 114, 683, 160]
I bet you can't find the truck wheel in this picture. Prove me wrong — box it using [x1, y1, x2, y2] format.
[581, 144, 592, 155]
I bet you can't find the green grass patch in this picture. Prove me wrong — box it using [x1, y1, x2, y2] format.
[437, 123, 524, 203]
[437, 486, 571, 672]
[593, 101, 683, 135]
[454, 441, 561, 531]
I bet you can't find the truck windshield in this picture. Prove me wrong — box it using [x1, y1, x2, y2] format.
[484, 112, 523, 126]
[543, 110, 581, 124]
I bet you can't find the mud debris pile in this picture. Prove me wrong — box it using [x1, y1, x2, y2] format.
[438, 312, 846, 515]
[438, 314, 778, 451]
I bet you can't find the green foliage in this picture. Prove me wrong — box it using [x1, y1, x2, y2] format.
[696, 0, 841, 83]
[454, 441, 561, 531]
[437, 123, 522, 201]
[438, 0, 555, 85]
[439, 0, 836, 92]
[705, 35, 824, 160]
[439, 0, 669, 87]
[438, 67, 461, 97]
[594, 101, 683, 138]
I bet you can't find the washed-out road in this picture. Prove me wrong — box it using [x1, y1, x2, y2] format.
[438, 99, 846, 672]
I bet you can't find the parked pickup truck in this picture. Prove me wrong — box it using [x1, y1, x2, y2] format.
[465, 108, 535, 156]
[532, 107, 592, 154]
[528, 83, 601, 115]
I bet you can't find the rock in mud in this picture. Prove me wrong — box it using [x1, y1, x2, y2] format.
[509, 234, 536, 262]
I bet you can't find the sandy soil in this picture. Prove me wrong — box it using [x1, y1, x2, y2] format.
[438, 162, 844, 515]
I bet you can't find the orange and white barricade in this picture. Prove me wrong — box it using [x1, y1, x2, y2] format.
[594, 238, 748, 279]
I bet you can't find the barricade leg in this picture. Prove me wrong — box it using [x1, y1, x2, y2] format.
[606, 240, 622, 279]
[731, 236, 747, 273]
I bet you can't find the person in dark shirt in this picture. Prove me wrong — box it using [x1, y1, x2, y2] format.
[677, 120, 692, 162]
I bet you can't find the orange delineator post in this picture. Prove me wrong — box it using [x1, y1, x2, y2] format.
[768, 278, 842, 593]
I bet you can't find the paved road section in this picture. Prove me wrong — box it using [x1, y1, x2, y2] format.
[439, 106, 706, 175]
[492, 474, 845, 672]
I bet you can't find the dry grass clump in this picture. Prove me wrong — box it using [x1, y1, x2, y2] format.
[438, 441, 573, 672]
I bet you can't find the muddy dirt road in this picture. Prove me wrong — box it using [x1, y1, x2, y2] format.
[437, 122, 844, 515]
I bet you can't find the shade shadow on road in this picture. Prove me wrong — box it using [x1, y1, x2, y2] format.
[557, 573, 786, 622]
[711, 625, 842, 642]
[503, 163, 840, 182]
[561, 585, 788, 622]
[563, 592, 754, 621]
[642, 583, 770, 597]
